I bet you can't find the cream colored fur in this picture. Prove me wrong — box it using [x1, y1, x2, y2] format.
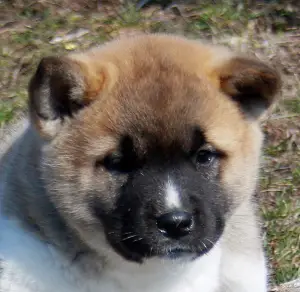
[0, 33, 279, 292]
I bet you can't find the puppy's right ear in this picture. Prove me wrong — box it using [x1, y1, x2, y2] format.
[29, 56, 113, 139]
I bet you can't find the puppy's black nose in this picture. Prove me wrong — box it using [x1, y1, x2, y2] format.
[156, 211, 193, 238]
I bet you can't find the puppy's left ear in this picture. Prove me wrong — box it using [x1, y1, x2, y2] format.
[211, 56, 282, 119]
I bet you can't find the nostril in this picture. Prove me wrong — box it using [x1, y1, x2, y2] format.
[156, 211, 193, 238]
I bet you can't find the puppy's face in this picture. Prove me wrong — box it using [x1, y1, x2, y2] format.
[29, 34, 281, 263]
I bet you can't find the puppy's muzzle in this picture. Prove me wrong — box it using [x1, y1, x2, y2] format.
[156, 211, 193, 239]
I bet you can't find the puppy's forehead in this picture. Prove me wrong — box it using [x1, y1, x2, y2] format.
[110, 67, 201, 135]
[76, 36, 248, 153]
[83, 71, 245, 155]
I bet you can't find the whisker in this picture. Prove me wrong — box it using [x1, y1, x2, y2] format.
[149, 246, 153, 257]
[199, 242, 209, 257]
[122, 234, 138, 241]
[122, 231, 135, 236]
[204, 238, 215, 247]
[132, 237, 143, 243]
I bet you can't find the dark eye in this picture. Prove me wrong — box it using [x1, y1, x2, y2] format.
[195, 150, 217, 166]
[95, 153, 122, 172]
[95, 152, 141, 173]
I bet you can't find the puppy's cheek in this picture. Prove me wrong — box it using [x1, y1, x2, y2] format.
[219, 155, 261, 208]
[40, 158, 109, 227]
[87, 173, 128, 218]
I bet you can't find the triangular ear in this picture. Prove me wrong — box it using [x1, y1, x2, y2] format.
[28, 56, 111, 139]
[211, 56, 282, 119]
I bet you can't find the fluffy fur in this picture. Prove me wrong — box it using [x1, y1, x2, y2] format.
[0, 33, 281, 292]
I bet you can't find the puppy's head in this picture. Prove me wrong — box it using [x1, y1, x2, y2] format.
[29, 34, 281, 263]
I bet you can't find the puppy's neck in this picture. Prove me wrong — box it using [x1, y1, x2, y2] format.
[0, 215, 222, 292]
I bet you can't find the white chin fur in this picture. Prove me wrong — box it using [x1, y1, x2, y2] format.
[0, 217, 222, 292]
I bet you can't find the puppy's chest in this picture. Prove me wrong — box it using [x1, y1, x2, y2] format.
[1, 253, 220, 292]
[0, 219, 221, 292]
[55, 261, 220, 292]
[95, 262, 220, 292]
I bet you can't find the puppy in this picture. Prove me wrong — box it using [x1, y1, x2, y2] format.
[0, 33, 281, 292]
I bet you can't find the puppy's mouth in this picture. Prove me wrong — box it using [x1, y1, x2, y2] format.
[163, 247, 197, 260]
[108, 232, 214, 263]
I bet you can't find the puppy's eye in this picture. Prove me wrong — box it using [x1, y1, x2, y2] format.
[195, 150, 217, 166]
[95, 153, 122, 172]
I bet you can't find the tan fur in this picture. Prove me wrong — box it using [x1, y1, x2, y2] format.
[0, 33, 281, 292]
[29, 33, 278, 203]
